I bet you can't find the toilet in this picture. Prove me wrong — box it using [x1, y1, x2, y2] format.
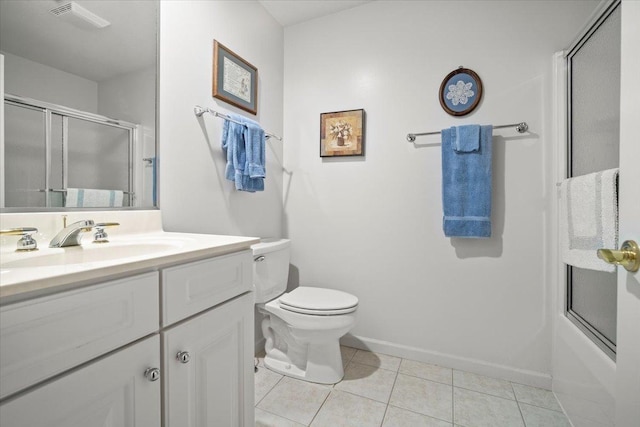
[252, 238, 358, 384]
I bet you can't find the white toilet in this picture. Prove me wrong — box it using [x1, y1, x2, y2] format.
[252, 238, 358, 384]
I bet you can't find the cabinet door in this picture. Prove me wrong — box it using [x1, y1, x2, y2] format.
[0, 335, 161, 427]
[163, 293, 254, 427]
[0, 272, 159, 399]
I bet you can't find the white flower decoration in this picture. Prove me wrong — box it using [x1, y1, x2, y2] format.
[446, 80, 475, 106]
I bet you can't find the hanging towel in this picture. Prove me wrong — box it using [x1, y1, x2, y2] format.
[243, 117, 266, 179]
[221, 113, 265, 192]
[454, 124, 481, 152]
[222, 113, 245, 186]
[65, 188, 124, 208]
[441, 125, 493, 238]
[559, 169, 618, 272]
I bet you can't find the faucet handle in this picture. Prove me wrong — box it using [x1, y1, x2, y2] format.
[93, 222, 120, 244]
[0, 227, 39, 252]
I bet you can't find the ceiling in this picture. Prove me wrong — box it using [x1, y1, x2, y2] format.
[0, 0, 156, 82]
[258, 0, 373, 27]
[0, 0, 371, 83]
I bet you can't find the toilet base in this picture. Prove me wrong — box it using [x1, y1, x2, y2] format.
[263, 340, 344, 384]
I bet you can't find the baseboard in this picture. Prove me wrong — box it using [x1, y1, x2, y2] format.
[340, 334, 552, 390]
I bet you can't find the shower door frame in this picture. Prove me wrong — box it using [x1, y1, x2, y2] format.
[4, 94, 138, 207]
[564, 0, 620, 360]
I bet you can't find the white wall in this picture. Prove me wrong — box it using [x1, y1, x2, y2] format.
[283, 0, 598, 386]
[1, 52, 97, 113]
[159, 1, 284, 238]
[1, 54, 5, 207]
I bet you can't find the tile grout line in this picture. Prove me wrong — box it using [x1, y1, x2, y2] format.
[511, 383, 568, 413]
[379, 362, 402, 427]
[306, 387, 333, 427]
[256, 405, 307, 426]
[254, 370, 285, 406]
[512, 382, 528, 427]
[452, 367, 455, 426]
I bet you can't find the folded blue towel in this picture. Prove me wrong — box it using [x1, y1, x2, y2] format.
[221, 113, 265, 192]
[242, 117, 266, 178]
[454, 124, 480, 152]
[222, 113, 244, 183]
[441, 125, 493, 238]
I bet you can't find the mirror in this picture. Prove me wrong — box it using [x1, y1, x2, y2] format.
[0, 0, 157, 211]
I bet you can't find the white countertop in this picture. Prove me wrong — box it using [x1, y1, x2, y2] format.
[0, 211, 260, 302]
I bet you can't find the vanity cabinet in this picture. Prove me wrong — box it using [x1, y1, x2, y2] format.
[0, 249, 255, 427]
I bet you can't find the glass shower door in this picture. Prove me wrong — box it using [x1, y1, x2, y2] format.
[3, 95, 137, 209]
[566, 2, 621, 358]
[66, 117, 132, 207]
[3, 102, 46, 207]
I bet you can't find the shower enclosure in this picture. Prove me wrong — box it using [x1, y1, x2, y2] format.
[3, 94, 138, 208]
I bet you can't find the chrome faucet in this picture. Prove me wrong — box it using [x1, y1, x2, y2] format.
[49, 220, 95, 248]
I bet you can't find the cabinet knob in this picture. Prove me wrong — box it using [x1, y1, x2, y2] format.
[144, 367, 160, 381]
[176, 351, 191, 364]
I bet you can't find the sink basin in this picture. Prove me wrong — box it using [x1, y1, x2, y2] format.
[1, 240, 184, 269]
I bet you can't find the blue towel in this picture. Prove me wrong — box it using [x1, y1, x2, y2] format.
[150, 157, 157, 206]
[221, 113, 244, 183]
[441, 125, 493, 238]
[242, 117, 266, 178]
[221, 113, 265, 192]
[454, 124, 480, 152]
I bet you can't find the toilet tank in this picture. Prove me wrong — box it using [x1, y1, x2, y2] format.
[251, 238, 291, 303]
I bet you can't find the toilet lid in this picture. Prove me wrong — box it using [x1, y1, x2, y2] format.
[279, 287, 358, 315]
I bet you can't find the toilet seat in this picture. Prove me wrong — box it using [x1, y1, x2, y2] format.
[278, 287, 358, 315]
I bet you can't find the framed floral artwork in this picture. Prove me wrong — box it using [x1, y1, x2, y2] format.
[439, 67, 483, 116]
[320, 109, 365, 157]
[212, 40, 258, 115]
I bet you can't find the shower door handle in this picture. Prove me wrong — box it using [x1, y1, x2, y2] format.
[597, 240, 640, 272]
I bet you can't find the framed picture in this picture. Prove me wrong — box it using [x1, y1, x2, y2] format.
[439, 67, 483, 116]
[212, 40, 258, 115]
[320, 109, 365, 157]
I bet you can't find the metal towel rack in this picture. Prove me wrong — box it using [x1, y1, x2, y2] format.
[406, 122, 528, 142]
[194, 106, 282, 141]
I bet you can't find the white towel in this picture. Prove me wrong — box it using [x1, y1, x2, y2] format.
[559, 169, 618, 272]
[65, 188, 124, 208]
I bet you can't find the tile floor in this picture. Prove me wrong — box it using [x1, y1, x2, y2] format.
[254, 346, 571, 427]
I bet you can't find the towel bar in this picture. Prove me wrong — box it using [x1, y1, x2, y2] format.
[194, 106, 282, 141]
[407, 122, 528, 142]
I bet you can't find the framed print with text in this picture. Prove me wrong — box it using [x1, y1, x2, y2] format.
[213, 40, 258, 115]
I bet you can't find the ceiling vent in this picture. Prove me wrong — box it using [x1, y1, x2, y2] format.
[49, 2, 111, 29]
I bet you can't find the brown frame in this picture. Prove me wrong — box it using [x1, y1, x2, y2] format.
[439, 67, 483, 117]
[212, 40, 258, 115]
[320, 109, 365, 157]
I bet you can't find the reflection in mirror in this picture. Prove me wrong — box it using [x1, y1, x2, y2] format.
[0, 0, 157, 211]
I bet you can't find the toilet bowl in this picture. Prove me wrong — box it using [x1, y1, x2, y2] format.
[252, 238, 358, 384]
